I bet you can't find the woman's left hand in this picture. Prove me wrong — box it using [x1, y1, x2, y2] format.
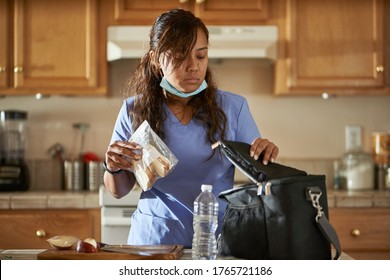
[250, 138, 279, 165]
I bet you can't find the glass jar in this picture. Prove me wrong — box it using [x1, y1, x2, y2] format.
[342, 150, 374, 191]
[340, 126, 374, 191]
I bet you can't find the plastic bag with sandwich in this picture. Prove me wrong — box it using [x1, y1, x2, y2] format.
[128, 120, 178, 191]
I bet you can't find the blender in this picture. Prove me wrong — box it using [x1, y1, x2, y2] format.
[0, 110, 29, 191]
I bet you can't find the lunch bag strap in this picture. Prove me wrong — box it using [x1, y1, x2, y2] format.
[307, 187, 341, 260]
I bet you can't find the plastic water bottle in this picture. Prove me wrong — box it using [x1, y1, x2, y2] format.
[192, 184, 219, 260]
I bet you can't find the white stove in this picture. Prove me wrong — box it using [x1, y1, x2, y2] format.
[99, 185, 141, 245]
[99, 179, 246, 245]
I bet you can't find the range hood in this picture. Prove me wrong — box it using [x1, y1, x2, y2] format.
[107, 25, 278, 62]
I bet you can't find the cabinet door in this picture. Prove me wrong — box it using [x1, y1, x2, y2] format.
[0, 209, 101, 249]
[12, 0, 98, 90]
[194, 0, 268, 24]
[114, 0, 191, 24]
[329, 208, 390, 260]
[278, 0, 384, 94]
[0, 0, 9, 88]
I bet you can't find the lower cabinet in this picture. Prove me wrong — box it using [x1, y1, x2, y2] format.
[0, 209, 101, 249]
[329, 208, 390, 260]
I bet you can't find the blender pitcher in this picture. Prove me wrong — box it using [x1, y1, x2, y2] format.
[0, 110, 30, 191]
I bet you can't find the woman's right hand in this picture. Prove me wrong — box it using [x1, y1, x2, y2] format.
[104, 141, 143, 173]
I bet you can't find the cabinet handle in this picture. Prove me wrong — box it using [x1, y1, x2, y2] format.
[196, 0, 205, 3]
[36, 229, 47, 238]
[0, 66, 6, 73]
[14, 66, 23, 73]
[376, 66, 384, 73]
[351, 228, 361, 238]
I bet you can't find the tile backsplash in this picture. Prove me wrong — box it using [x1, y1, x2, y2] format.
[27, 158, 336, 192]
[26, 159, 63, 191]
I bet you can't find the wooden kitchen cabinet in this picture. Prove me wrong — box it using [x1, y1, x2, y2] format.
[0, 209, 101, 249]
[0, 0, 106, 96]
[275, 0, 388, 96]
[193, 0, 268, 24]
[329, 208, 390, 260]
[0, 0, 9, 88]
[113, 0, 269, 25]
[113, 0, 190, 24]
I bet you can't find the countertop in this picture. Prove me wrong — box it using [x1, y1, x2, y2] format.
[0, 248, 353, 260]
[0, 190, 100, 209]
[0, 189, 389, 210]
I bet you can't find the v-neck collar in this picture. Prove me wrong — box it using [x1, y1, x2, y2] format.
[163, 102, 193, 127]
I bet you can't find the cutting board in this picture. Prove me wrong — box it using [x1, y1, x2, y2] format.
[37, 245, 184, 260]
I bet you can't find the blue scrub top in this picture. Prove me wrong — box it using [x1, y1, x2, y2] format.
[110, 90, 261, 248]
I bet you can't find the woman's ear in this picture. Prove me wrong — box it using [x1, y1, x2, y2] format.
[149, 50, 161, 69]
[149, 50, 155, 60]
[149, 51, 163, 77]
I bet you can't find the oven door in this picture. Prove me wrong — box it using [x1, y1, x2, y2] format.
[101, 206, 136, 245]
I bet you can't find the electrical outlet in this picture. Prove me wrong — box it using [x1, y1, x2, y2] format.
[345, 125, 363, 151]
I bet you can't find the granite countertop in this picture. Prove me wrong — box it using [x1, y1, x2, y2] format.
[0, 189, 389, 210]
[0, 190, 100, 210]
[327, 190, 390, 208]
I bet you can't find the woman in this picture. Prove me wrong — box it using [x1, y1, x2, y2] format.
[103, 9, 279, 248]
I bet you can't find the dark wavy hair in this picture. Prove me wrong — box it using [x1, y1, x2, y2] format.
[126, 9, 227, 145]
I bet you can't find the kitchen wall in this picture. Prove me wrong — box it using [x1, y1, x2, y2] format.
[2, 59, 389, 189]
[2, 59, 389, 161]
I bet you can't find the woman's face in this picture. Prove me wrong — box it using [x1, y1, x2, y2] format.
[159, 28, 208, 94]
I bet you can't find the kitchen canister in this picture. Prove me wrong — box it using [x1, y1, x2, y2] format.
[63, 160, 85, 191]
[372, 132, 390, 189]
[372, 132, 390, 165]
[86, 161, 104, 192]
[340, 126, 374, 191]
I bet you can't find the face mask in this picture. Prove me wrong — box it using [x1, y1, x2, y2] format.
[160, 77, 208, 98]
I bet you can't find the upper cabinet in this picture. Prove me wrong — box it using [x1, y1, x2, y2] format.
[3, 0, 387, 97]
[0, 0, 105, 96]
[194, 0, 268, 24]
[113, 0, 269, 25]
[275, 0, 388, 96]
[0, 0, 9, 89]
[113, 0, 190, 24]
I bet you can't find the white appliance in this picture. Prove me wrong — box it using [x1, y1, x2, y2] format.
[99, 185, 141, 245]
[107, 25, 278, 61]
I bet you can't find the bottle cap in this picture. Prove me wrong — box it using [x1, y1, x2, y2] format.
[201, 184, 212, 192]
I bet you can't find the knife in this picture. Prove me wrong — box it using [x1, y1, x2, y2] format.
[100, 246, 154, 256]
[99, 244, 182, 257]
